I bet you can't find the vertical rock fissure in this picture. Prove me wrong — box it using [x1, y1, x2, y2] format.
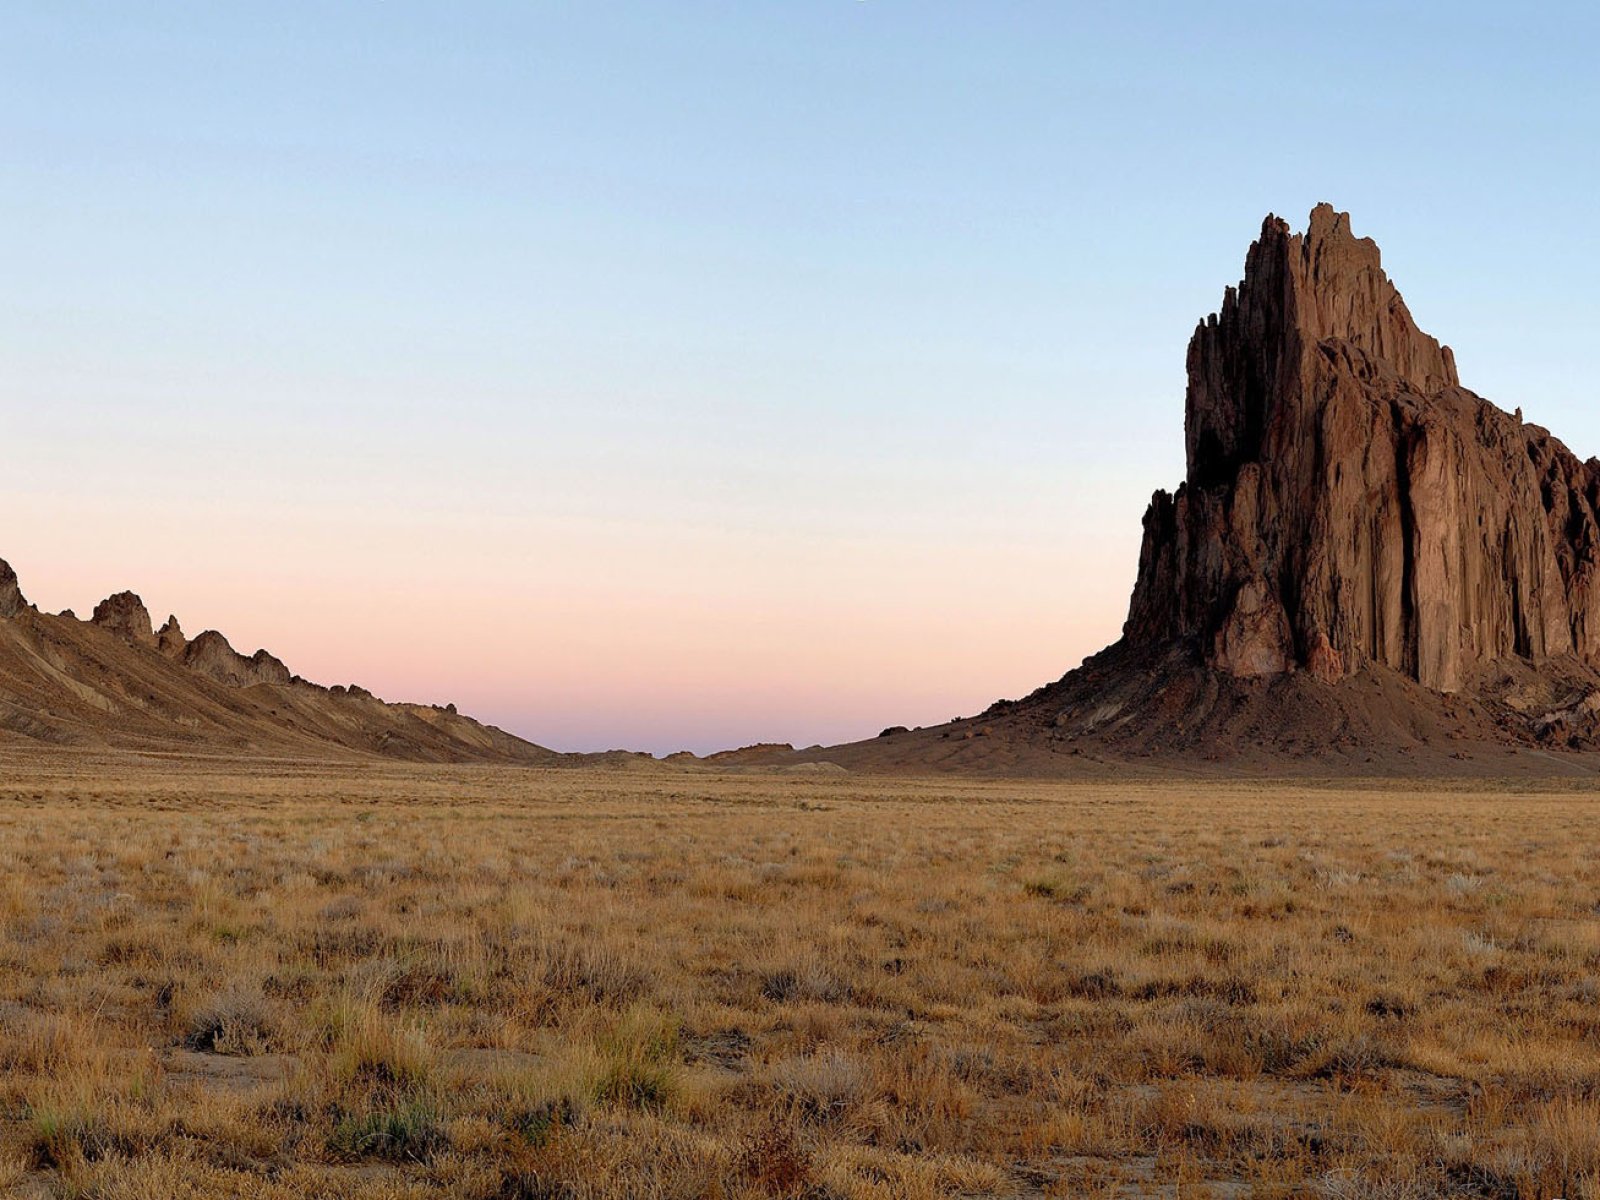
[1393, 407, 1420, 680]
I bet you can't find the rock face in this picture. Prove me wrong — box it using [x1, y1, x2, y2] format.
[1126, 204, 1600, 693]
[182, 630, 292, 687]
[87, 596, 290, 687]
[0, 560, 27, 619]
[156, 615, 187, 658]
[91, 591, 156, 646]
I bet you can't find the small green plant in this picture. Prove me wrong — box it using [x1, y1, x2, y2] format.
[328, 1099, 445, 1162]
[506, 1096, 580, 1147]
[594, 1058, 675, 1112]
[591, 1007, 680, 1113]
[28, 1106, 122, 1168]
[1023, 875, 1090, 904]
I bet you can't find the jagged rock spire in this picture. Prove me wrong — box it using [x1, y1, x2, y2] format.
[1182, 203, 1457, 486]
[91, 591, 155, 645]
[1126, 205, 1600, 693]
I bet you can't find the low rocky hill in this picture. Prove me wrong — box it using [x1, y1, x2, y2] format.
[0, 560, 553, 762]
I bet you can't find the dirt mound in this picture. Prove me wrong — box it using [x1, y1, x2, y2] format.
[792, 645, 1600, 778]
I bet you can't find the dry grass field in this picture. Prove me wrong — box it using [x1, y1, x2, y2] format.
[0, 756, 1598, 1198]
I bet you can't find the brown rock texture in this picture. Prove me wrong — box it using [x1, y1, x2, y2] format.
[156, 615, 187, 658]
[0, 560, 27, 619]
[181, 629, 292, 688]
[1125, 203, 1600, 694]
[91, 591, 156, 646]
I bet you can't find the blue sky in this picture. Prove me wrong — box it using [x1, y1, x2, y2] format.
[3, 2, 1597, 752]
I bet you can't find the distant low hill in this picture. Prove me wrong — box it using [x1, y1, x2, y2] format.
[0, 559, 553, 762]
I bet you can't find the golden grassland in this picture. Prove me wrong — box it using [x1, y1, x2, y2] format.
[1, 757, 1599, 1198]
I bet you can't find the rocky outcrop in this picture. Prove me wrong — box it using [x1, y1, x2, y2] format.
[182, 630, 292, 688]
[751, 205, 1600, 776]
[0, 560, 27, 619]
[1125, 204, 1600, 694]
[156, 615, 187, 658]
[91, 592, 156, 646]
[0, 560, 551, 762]
[82, 594, 288, 685]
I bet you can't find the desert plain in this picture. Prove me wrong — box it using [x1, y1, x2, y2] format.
[0, 754, 1596, 1199]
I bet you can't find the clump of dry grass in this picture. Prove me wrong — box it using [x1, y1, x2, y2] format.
[183, 984, 279, 1055]
[770, 1048, 869, 1125]
[2, 757, 1599, 1196]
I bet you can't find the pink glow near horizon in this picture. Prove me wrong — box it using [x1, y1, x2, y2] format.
[8, 3, 1600, 758]
[2, 489, 1140, 755]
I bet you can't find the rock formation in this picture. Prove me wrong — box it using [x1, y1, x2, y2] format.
[156, 615, 187, 657]
[87, 591, 291, 686]
[181, 629, 292, 687]
[782, 205, 1600, 776]
[91, 591, 156, 646]
[0, 561, 27, 619]
[0, 556, 552, 762]
[1125, 203, 1600, 694]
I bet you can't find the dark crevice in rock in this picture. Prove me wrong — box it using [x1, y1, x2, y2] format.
[1393, 406, 1418, 681]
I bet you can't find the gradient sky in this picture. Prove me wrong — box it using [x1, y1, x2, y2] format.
[4, 3, 1597, 753]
